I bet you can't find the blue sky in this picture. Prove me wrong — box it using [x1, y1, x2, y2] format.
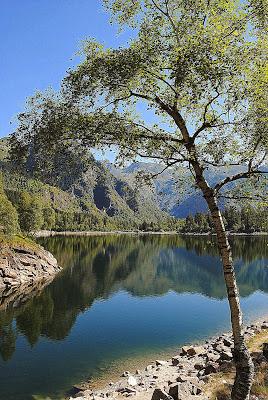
[0, 0, 132, 139]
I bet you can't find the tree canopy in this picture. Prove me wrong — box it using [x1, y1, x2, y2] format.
[11, 0, 267, 203]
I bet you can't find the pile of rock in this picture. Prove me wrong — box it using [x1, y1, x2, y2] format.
[70, 320, 268, 400]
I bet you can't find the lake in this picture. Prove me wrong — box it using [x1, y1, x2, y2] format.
[0, 235, 268, 400]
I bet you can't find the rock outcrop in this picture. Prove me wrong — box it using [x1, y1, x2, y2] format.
[0, 239, 61, 308]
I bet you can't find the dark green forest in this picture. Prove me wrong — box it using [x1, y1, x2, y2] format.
[183, 207, 268, 234]
[0, 138, 267, 234]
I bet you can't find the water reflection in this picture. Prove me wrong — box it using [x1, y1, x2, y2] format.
[1, 235, 267, 362]
[0, 235, 267, 400]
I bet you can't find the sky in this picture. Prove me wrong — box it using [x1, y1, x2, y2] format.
[0, 0, 133, 140]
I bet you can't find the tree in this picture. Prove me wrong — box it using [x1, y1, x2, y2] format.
[17, 191, 44, 233]
[42, 206, 56, 231]
[10, 1, 268, 398]
[0, 173, 20, 235]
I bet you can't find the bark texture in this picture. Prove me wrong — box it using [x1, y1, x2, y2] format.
[180, 135, 254, 400]
[204, 193, 254, 400]
[155, 97, 254, 399]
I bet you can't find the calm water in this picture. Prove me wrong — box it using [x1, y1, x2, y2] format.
[0, 235, 268, 400]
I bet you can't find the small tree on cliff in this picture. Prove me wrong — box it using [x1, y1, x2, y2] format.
[11, 0, 267, 398]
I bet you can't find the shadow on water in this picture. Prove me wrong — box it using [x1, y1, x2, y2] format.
[0, 234, 267, 399]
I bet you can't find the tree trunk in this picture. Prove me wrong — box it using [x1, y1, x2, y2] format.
[204, 193, 254, 400]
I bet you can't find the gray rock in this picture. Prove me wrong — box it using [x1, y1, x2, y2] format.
[171, 356, 181, 366]
[156, 360, 168, 366]
[169, 382, 202, 400]
[0, 242, 61, 309]
[204, 362, 219, 375]
[176, 376, 188, 383]
[223, 338, 233, 347]
[118, 387, 137, 395]
[180, 346, 205, 357]
[169, 383, 186, 400]
[220, 350, 233, 361]
[206, 352, 220, 362]
[190, 384, 202, 395]
[194, 362, 204, 370]
[151, 388, 173, 400]
[127, 376, 137, 386]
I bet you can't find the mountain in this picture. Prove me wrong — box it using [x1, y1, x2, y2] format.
[107, 161, 257, 218]
[1, 137, 265, 228]
[0, 139, 175, 232]
[106, 160, 208, 218]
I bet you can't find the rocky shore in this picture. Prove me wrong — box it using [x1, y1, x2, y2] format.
[70, 320, 268, 400]
[33, 230, 178, 238]
[0, 237, 61, 308]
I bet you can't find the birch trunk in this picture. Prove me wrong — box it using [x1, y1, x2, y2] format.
[204, 193, 254, 400]
[167, 103, 254, 399]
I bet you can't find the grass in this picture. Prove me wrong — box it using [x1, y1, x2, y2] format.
[247, 330, 268, 353]
[0, 234, 39, 251]
[251, 363, 268, 397]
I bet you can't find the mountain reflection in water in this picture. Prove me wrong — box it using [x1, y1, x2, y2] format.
[0, 235, 267, 400]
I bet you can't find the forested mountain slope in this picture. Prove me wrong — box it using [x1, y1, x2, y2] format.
[0, 138, 175, 232]
[109, 161, 267, 218]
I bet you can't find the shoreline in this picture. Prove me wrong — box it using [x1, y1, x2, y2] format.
[69, 318, 268, 400]
[33, 230, 268, 238]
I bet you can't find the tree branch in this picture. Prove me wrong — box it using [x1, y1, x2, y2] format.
[214, 170, 268, 192]
[192, 90, 221, 140]
[143, 68, 179, 96]
[248, 136, 263, 171]
[218, 194, 267, 201]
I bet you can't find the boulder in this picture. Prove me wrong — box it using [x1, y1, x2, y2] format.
[171, 356, 181, 366]
[204, 362, 219, 375]
[180, 346, 205, 357]
[176, 376, 188, 383]
[118, 387, 137, 395]
[223, 338, 233, 347]
[206, 352, 220, 363]
[156, 360, 168, 366]
[151, 388, 173, 400]
[214, 344, 229, 354]
[169, 383, 188, 400]
[127, 376, 137, 386]
[168, 382, 202, 400]
[194, 362, 204, 370]
[220, 350, 233, 361]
